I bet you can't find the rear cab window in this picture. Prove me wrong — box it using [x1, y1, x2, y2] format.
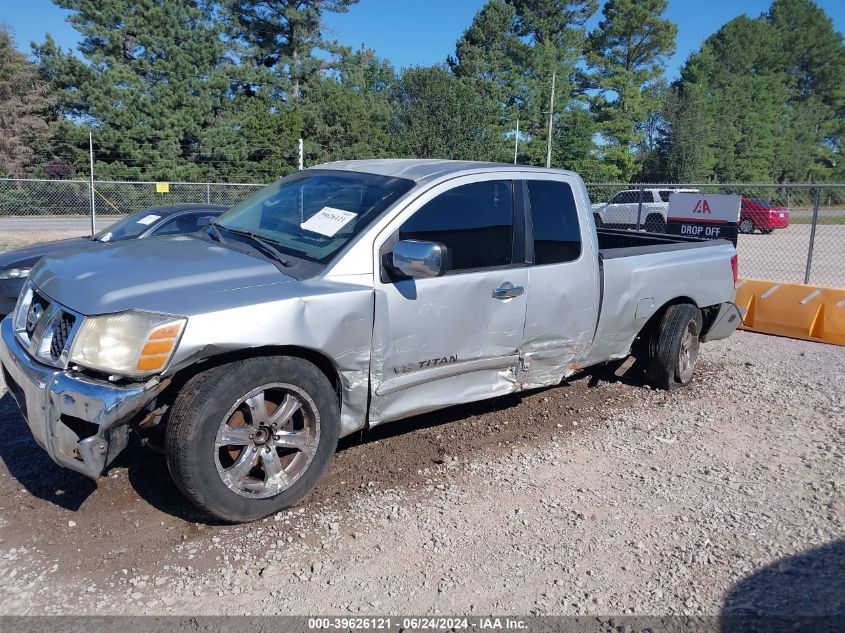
[526, 180, 581, 264]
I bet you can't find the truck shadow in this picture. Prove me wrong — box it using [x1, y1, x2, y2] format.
[0, 392, 96, 511]
[720, 539, 845, 631]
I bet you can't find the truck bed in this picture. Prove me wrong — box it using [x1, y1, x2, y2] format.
[597, 227, 724, 258]
[580, 228, 737, 368]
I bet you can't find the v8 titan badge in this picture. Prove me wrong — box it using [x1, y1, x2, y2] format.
[666, 193, 741, 245]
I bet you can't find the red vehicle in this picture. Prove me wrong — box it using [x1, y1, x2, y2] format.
[739, 197, 790, 234]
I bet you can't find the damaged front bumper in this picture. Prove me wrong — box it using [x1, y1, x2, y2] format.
[0, 317, 166, 479]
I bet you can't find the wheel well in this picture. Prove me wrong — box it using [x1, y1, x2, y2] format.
[159, 346, 344, 416]
[631, 297, 700, 356]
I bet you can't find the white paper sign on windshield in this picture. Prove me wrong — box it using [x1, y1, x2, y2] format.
[136, 214, 161, 226]
[300, 207, 357, 237]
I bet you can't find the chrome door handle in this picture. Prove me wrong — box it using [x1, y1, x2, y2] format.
[492, 282, 525, 300]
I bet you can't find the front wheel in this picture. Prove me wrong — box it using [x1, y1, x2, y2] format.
[165, 356, 340, 522]
[647, 303, 703, 390]
[739, 218, 755, 234]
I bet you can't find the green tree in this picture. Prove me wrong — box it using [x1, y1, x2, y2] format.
[300, 49, 395, 164]
[0, 25, 54, 177]
[391, 66, 503, 161]
[680, 16, 783, 182]
[223, 0, 358, 103]
[451, 0, 597, 167]
[587, 0, 677, 180]
[768, 0, 845, 181]
[199, 94, 302, 182]
[35, 1, 233, 181]
[449, 0, 529, 113]
[657, 83, 714, 182]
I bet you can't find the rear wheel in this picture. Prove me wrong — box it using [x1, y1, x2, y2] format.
[760, 228, 773, 234]
[647, 303, 703, 390]
[165, 356, 340, 522]
[644, 214, 666, 233]
[739, 218, 755, 234]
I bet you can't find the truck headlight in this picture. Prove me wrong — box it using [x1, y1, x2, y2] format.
[0, 268, 31, 280]
[68, 311, 186, 378]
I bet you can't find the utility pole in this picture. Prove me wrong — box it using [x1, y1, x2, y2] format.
[513, 119, 519, 165]
[546, 72, 556, 169]
[298, 138, 304, 170]
[88, 132, 96, 234]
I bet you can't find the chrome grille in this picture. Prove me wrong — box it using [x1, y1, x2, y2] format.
[50, 312, 76, 361]
[13, 283, 82, 369]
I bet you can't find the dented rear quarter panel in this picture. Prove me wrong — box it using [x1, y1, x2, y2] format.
[582, 241, 737, 367]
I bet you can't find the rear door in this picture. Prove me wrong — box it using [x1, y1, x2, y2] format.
[520, 176, 600, 387]
[603, 190, 640, 225]
[369, 174, 529, 424]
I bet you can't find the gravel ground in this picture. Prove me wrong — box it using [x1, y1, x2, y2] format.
[0, 330, 842, 617]
[0, 228, 89, 252]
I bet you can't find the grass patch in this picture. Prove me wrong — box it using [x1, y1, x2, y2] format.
[790, 216, 845, 225]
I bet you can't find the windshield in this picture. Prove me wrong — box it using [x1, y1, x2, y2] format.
[95, 209, 166, 242]
[214, 170, 415, 264]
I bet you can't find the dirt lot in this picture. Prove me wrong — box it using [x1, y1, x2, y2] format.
[0, 330, 842, 617]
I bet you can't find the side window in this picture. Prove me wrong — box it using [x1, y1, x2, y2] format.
[399, 180, 514, 272]
[151, 213, 215, 236]
[610, 190, 637, 204]
[526, 180, 581, 265]
[658, 191, 672, 203]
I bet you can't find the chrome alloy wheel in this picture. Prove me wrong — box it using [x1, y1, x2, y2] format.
[214, 383, 320, 499]
[677, 319, 701, 383]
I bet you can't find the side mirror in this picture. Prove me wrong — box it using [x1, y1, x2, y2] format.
[391, 240, 447, 279]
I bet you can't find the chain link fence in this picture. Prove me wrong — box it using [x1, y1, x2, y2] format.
[587, 183, 845, 288]
[0, 177, 843, 288]
[0, 178, 265, 224]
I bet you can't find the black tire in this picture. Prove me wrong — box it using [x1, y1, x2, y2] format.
[165, 356, 340, 523]
[760, 228, 773, 234]
[644, 214, 666, 233]
[647, 303, 703, 390]
[739, 218, 755, 234]
[594, 213, 604, 228]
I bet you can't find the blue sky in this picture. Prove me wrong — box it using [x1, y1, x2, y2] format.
[5, 0, 845, 80]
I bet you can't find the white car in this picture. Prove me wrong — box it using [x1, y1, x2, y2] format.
[592, 188, 699, 232]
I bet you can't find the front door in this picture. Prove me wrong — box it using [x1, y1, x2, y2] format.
[369, 176, 529, 424]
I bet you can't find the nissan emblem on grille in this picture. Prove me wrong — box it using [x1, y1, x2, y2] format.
[26, 302, 43, 334]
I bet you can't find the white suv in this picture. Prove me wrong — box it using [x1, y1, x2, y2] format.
[592, 188, 699, 232]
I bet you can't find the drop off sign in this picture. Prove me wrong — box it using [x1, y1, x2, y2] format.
[666, 193, 741, 245]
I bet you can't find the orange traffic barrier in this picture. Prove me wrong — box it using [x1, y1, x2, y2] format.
[734, 278, 845, 346]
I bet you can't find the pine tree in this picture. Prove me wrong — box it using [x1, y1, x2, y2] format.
[0, 26, 54, 177]
[391, 66, 504, 161]
[301, 49, 395, 164]
[451, 0, 597, 166]
[586, 0, 676, 180]
[35, 0, 233, 181]
[768, 0, 845, 181]
[223, 0, 358, 103]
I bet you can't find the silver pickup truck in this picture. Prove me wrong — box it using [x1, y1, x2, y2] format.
[0, 160, 741, 522]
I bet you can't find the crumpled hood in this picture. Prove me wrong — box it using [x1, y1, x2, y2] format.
[29, 235, 295, 316]
[0, 237, 98, 269]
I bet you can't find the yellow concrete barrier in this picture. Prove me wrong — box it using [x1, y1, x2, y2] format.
[734, 278, 845, 346]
